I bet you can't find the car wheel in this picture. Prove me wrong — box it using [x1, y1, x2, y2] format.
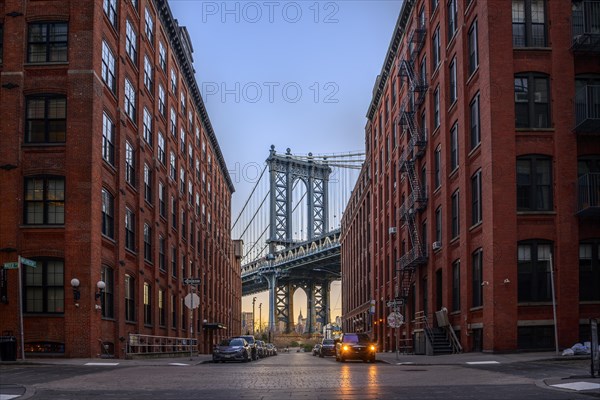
[242, 351, 249, 363]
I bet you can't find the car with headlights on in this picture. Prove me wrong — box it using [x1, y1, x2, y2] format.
[212, 337, 250, 363]
[234, 335, 258, 360]
[335, 333, 376, 363]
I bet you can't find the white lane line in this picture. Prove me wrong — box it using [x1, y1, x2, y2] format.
[396, 362, 415, 365]
[0, 395, 21, 400]
[168, 363, 190, 366]
[84, 362, 119, 366]
[551, 382, 600, 391]
[465, 361, 500, 365]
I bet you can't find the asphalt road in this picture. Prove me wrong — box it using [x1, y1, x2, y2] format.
[0, 352, 597, 399]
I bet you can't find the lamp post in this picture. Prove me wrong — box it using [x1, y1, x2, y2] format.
[259, 303, 262, 336]
[252, 297, 257, 336]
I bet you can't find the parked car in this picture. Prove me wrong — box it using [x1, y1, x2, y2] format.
[235, 335, 258, 360]
[335, 333, 376, 363]
[319, 338, 336, 357]
[256, 340, 266, 358]
[266, 343, 277, 356]
[212, 337, 250, 363]
[312, 343, 322, 356]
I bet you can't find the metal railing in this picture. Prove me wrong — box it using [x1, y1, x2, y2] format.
[575, 85, 600, 132]
[125, 333, 197, 358]
[578, 173, 600, 214]
[573, 1, 600, 43]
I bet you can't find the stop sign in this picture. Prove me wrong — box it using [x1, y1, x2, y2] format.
[184, 293, 200, 309]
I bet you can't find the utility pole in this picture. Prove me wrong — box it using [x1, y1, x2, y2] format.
[252, 297, 257, 336]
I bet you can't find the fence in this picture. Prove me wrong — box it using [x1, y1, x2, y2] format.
[125, 333, 197, 358]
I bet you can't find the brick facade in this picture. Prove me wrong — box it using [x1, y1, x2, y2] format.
[0, 0, 241, 358]
[341, 0, 600, 352]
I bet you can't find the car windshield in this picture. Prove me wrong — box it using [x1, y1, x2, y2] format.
[239, 336, 254, 344]
[322, 339, 335, 345]
[343, 334, 371, 344]
[229, 338, 245, 346]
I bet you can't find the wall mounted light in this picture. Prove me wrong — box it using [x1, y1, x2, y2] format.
[95, 280, 106, 300]
[71, 278, 81, 302]
[503, 278, 511, 284]
[481, 280, 490, 286]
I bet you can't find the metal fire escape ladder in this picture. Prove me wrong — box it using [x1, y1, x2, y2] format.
[396, 25, 428, 300]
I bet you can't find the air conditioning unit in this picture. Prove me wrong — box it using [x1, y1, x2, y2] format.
[389, 227, 397, 234]
[432, 241, 442, 251]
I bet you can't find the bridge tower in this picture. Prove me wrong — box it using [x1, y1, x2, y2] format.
[264, 146, 333, 334]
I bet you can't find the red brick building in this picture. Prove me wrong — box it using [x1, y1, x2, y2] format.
[341, 0, 600, 353]
[0, 0, 241, 358]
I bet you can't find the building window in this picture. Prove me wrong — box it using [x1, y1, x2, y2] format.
[158, 84, 166, 116]
[434, 85, 440, 129]
[451, 190, 459, 239]
[157, 132, 166, 165]
[514, 73, 550, 128]
[24, 259, 64, 313]
[103, 0, 118, 28]
[179, 168, 185, 194]
[471, 170, 482, 225]
[131, 0, 138, 10]
[169, 151, 176, 181]
[101, 188, 114, 239]
[125, 141, 135, 186]
[432, 26, 440, 69]
[125, 274, 135, 322]
[101, 266, 114, 319]
[450, 122, 459, 171]
[431, 0, 439, 11]
[512, 0, 546, 47]
[449, 57, 457, 104]
[170, 68, 177, 94]
[159, 41, 166, 71]
[125, 20, 137, 63]
[447, 0, 457, 41]
[181, 297, 186, 330]
[434, 146, 441, 189]
[102, 112, 115, 165]
[125, 208, 135, 251]
[25, 95, 66, 143]
[159, 235, 166, 271]
[435, 206, 442, 244]
[472, 249, 483, 307]
[124, 78, 137, 122]
[468, 20, 479, 75]
[28, 22, 68, 63]
[0, 24, 3, 64]
[144, 223, 152, 262]
[143, 282, 152, 325]
[144, 164, 152, 204]
[101, 41, 116, 92]
[180, 129, 186, 155]
[143, 55, 153, 93]
[158, 289, 166, 326]
[171, 246, 178, 277]
[143, 107, 152, 146]
[170, 107, 177, 136]
[518, 240, 552, 302]
[580, 242, 600, 301]
[159, 181, 166, 218]
[517, 155, 552, 211]
[470, 93, 480, 150]
[24, 176, 65, 225]
[171, 294, 177, 328]
[452, 260, 460, 312]
[144, 8, 154, 44]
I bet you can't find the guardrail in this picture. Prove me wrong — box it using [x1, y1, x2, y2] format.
[125, 333, 197, 358]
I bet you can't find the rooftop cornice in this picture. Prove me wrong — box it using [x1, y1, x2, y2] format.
[366, 0, 415, 121]
[154, 0, 235, 193]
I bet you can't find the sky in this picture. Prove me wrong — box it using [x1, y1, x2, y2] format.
[168, 0, 404, 323]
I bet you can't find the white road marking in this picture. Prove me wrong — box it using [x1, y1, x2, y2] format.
[551, 382, 600, 391]
[84, 362, 119, 366]
[0, 395, 21, 400]
[465, 361, 500, 365]
[168, 363, 190, 366]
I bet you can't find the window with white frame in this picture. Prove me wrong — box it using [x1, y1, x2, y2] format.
[158, 84, 166, 116]
[157, 131, 165, 165]
[169, 151, 176, 180]
[125, 141, 135, 186]
[170, 107, 177, 136]
[143, 55, 153, 93]
[125, 20, 137, 63]
[159, 41, 166, 71]
[124, 78, 136, 122]
[101, 41, 116, 92]
[103, 0, 117, 28]
[144, 7, 154, 44]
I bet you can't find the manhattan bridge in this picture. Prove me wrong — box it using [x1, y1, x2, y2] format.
[231, 146, 363, 334]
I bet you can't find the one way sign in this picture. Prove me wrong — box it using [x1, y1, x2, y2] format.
[183, 277, 201, 285]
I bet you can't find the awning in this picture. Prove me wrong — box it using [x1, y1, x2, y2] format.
[202, 322, 227, 330]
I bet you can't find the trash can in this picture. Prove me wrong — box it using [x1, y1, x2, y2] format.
[0, 336, 17, 361]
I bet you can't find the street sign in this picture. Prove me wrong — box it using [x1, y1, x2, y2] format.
[387, 298, 404, 308]
[387, 312, 404, 328]
[183, 277, 201, 285]
[19, 257, 37, 268]
[184, 293, 200, 309]
[3, 262, 18, 269]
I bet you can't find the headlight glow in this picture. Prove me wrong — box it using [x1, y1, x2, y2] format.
[343, 345, 349, 352]
[370, 345, 376, 351]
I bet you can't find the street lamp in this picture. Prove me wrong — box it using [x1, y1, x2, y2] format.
[252, 297, 257, 336]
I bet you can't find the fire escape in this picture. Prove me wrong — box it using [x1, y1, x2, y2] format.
[397, 24, 428, 300]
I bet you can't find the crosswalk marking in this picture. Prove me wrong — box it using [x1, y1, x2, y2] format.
[465, 361, 500, 365]
[551, 382, 600, 391]
[168, 363, 190, 366]
[84, 362, 119, 366]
